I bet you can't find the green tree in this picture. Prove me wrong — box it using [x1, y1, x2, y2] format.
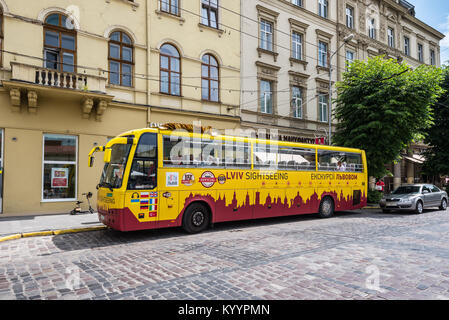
[333, 56, 443, 179]
[423, 65, 449, 179]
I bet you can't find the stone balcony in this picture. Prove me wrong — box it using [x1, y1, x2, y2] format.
[2, 62, 113, 120]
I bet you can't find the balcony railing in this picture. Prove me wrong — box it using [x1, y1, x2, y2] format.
[35, 68, 87, 90]
[9, 62, 107, 93]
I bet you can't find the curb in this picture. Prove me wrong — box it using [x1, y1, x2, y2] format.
[0, 226, 107, 243]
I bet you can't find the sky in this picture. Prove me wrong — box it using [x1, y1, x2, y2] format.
[411, 0, 449, 65]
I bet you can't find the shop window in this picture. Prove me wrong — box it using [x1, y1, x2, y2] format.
[109, 31, 134, 87]
[43, 13, 76, 73]
[42, 134, 77, 201]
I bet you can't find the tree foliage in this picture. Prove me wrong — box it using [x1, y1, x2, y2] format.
[333, 56, 443, 178]
[423, 65, 449, 177]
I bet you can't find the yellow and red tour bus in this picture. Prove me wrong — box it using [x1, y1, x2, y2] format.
[88, 124, 367, 233]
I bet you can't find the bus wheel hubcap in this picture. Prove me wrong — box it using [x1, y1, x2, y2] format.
[323, 201, 331, 214]
[192, 211, 204, 226]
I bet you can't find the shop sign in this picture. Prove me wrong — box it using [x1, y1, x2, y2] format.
[51, 168, 69, 188]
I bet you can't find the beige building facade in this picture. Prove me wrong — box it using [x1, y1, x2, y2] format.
[239, 0, 444, 190]
[240, 0, 339, 144]
[0, 0, 241, 216]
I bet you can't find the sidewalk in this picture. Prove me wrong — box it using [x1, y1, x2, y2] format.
[0, 212, 105, 239]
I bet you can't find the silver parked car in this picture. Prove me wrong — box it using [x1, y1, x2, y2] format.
[379, 184, 448, 214]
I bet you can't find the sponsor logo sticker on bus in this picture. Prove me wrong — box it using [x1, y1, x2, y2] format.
[181, 173, 195, 186]
[199, 171, 217, 188]
[166, 172, 179, 187]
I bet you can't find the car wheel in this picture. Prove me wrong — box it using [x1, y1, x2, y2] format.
[318, 197, 334, 218]
[182, 203, 210, 234]
[415, 200, 423, 214]
[440, 198, 448, 211]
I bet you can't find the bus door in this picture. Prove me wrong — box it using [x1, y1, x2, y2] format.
[0, 128, 3, 214]
[158, 170, 180, 226]
[125, 133, 159, 227]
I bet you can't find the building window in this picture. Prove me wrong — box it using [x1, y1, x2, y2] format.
[292, 31, 303, 60]
[318, 94, 328, 122]
[42, 134, 77, 201]
[346, 6, 354, 29]
[161, 0, 179, 16]
[260, 20, 273, 51]
[418, 43, 424, 62]
[387, 28, 395, 48]
[260, 80, 273, 114]
[109, 31, 134, 87]
[160, 43, 181, 96]
[292, 86, 303, 118]
[430, 49, 436, 65]
[346, 50, 354, 70]
[43, 13, 77, 73]
[201, 0, 218, 28]
[201, 54, 219, 102]
[368, 18, 376, 39]
[292, 0, 302, 6]
[318, 0, 328, 18]
[318, 41, 328, 67]
[404, 36, 410, 56]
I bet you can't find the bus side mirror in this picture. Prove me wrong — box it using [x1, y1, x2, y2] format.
[104, 149, 112, 163]
[88, 156, 95, 168]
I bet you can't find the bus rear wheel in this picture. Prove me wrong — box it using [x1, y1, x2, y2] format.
[182, 203, 210, 234]
[318, 197, 334, 218]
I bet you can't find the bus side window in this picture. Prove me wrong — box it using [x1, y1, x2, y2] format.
[128, 160, 156, 190]
[253, 144, 277, 169]
[346, 153, 363, 173]
[278, 146, 316, 171]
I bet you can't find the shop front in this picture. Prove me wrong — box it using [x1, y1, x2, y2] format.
[0, 86, 148, 216]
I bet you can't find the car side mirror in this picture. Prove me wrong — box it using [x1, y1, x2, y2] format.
[423, 190, 429, 194]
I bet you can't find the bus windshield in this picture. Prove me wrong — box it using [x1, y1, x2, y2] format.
[99, 144, 131, 189]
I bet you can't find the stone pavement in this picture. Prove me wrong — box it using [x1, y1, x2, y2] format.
[1, 206, 447, 300]
[0, 212, 103, 237]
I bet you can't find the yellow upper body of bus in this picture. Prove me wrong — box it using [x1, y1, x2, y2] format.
[89, 127, 367, 232]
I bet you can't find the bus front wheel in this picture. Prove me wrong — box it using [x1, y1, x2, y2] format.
[182, 203, 210, 234]
[318, 197, 335, 218]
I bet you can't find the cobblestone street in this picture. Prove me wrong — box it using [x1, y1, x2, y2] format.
[1, 208, 449, 300]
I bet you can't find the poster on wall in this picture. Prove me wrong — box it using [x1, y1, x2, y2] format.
[51, 168, 69, 188]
